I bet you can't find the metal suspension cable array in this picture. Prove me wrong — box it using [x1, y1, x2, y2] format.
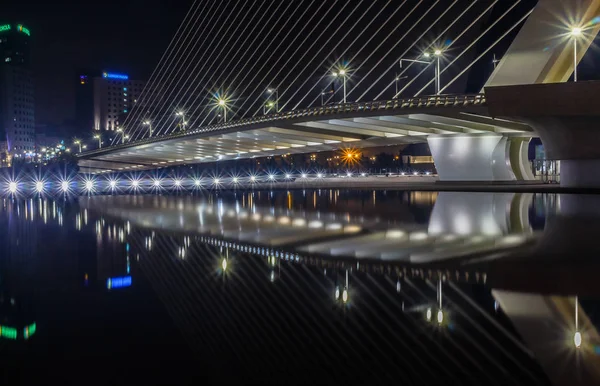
[128, 0, 246, 140]
[276, 0, 389, 112]
[185, 0, 302, 128]
[227, 0, 354, 121]
[376, 0, 487, 101]
[110, 1, 534, 148]
[111, 0, 203, 145]
[213, 0, 339, 123]
[439, 9, 533, 94]
[390, 0, 499, 99]
[414, 0, 523, 96]
[191, 0, 320, 127]
[148, 0, 283, 138]
[246, 0, 367, 117]
[123, 1, 216, 141]
[178, 0, 299, 130]
[137, 0, 254, 139]
[349, 0, 452, 102]
[301, 0, 409, 109]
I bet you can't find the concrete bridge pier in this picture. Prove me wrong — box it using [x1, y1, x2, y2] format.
[427, 134, 533, 182]
[487, 81, 600, 188]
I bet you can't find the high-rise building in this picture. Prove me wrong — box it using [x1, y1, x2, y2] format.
[76, 71, 145, 133]
[0, 23, 35, 164]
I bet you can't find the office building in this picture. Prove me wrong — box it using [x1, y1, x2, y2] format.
[76, 71, 145, 133]
[0, 23, 35, 164]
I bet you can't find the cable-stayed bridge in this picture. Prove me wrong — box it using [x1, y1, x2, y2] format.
[78, 0, 600, 187]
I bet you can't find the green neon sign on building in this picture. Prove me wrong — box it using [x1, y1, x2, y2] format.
[0, 24, 30, 36]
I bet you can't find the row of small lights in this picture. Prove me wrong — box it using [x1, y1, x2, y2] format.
[1, 172, 427, 195]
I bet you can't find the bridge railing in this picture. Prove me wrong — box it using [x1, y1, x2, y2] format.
[82, 94, 486, 154]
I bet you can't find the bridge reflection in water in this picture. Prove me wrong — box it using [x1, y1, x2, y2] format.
[1, 191, 599, 384]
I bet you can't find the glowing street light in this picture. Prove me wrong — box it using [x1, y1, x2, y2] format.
[399, 48, 444, 95]
[35, 180, 45, 193]
[266, 88, 279, 112]
[218, 99, 227, 122]
[109, 179, 117, 190]
[332, 66, 349, 103]
[433, 49, 443, 94]
[143, 120, 153, 137]
[222, 257, 227, 271]
[73, 139, 82, 153]
[8, 181, 17, 194]
[175, 111, 186, 132]
[93, 134, 102, 148]
[61, 180, 70, 193]
[571, 27, 583, 82]
[153, 179, 162, 188]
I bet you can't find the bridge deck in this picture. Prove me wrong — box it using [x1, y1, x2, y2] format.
[78, 95, 532, 174]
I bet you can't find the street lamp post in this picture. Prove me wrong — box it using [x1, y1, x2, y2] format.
[571, 27, 582, 82]
[176, 111, 186, 131]
[400, 50, 443, 95]
[93, 134, 101, 149]
[263, 101, 275, 115]
[333, 69, 348, 103]
[74, 139, 82, 153]
[433, 50, 442, 94]
[267, 88, 278, 112]
[218, 99, 227, 122]
[394, 75, 408, 97]
[143, 120, 153, 137]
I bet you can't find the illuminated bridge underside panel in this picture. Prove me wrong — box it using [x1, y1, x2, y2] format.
[78, 105, 532, 173]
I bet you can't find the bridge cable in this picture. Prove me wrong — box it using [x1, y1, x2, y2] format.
[120, 1, 209, 142]
[148, 0, 285, 139]
[379, 0, 493, 100]
[209, 0, 355, 123]
[348, 0, 455, 102]
[188, 0, 324, 129]
[413, 0, 523, 97]
[128, 0, 247, 140]
[438, 9, 533, 94]
[166, 0, 301, 135]
[123, 0, 223, 141]
[296, 0, 414, 109]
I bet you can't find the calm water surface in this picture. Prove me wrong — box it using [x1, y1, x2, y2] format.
[0, 190, 598, 385]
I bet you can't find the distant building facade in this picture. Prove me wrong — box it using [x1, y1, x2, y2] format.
[76, 71, 145, 133]
[0, 22, 35, 165]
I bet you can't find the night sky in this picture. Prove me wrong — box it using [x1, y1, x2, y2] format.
[4, 0, 600, 138]
[3, 0, 192, 129]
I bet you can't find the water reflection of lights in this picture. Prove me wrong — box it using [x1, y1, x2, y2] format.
[84, 179, 95, 193]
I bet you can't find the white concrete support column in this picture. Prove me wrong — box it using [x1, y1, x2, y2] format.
[427, 134, 517, 181]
